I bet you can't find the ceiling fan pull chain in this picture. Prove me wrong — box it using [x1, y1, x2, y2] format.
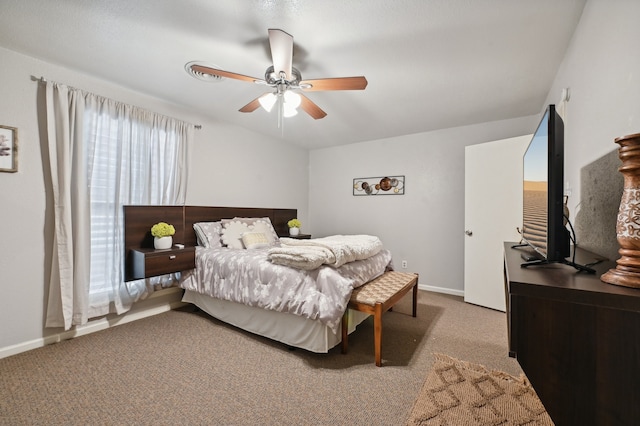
[278, 93, 284, 130]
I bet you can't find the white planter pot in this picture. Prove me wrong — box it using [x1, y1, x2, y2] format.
[154, 236, 173, 249]
[289, 227, 300, 236]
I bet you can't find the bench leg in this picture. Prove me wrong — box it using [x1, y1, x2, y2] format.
[374, 302, 383, 366]
[412, 278, 418, 318]
[341, 310, 349, 354]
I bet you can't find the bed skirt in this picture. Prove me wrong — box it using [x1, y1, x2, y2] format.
[182, 290, 370, 353]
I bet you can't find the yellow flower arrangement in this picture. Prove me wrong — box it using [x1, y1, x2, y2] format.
[287, 218, 301, 228]
[151, 222, 176, 238]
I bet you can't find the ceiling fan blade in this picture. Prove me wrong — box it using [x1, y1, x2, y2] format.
[268, 29, 293, 80]
[300, 76, 368, 91]
[238, 94, 270, 113]
[299, 94, 327, 120]
[191, 64, 262, 84]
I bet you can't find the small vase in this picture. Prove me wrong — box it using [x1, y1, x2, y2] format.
[154, 236, 173, 249]
[289, 227, 300, 236]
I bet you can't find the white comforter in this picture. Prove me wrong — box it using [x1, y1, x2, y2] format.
[180, 246, 392, 333]
[268, 235, 383, 270]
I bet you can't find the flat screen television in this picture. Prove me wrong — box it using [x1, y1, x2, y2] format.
[519, 105, 594, 272]
[521, 104, 569, 261]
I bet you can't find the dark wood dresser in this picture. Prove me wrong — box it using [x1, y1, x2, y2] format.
[504, 242, 640, 425]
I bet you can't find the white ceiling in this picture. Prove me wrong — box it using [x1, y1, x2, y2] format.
[0, 0, 586, 149]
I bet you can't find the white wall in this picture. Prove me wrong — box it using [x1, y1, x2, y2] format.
[0, 47, 308, 354]
[308, 116, 537, 294]
[544, 0, 640, 258]
[186, 121, 308, 213]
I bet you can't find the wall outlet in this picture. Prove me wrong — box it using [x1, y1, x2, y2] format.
[401, 260, 408, 269]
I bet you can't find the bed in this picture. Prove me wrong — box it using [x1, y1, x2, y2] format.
[123, 205, 393, 353]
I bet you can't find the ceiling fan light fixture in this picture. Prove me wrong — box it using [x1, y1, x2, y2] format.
[258, 93, 277, 112]
[260, 90, 300, 117]
[283, 91, 301, 109]
[283, 104, 298, 118]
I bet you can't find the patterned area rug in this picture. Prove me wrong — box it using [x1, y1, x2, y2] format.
[407, 354, 554, 425]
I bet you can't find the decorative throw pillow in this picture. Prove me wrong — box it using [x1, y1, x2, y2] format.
[220, 220, 251, 249]
[222, 217, 280, 243]
[193, 222, 223, 248]
[241, 232, 270, 249]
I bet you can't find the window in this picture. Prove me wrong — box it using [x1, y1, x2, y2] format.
[45, 81, 190, 329]
[83, 103, 189, 316]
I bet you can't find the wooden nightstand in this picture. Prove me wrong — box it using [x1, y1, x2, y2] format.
[128, 246, 196, 280]
[283, 233, 312, 239]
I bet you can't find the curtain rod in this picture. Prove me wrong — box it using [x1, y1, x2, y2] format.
[34, 75, 202, 129]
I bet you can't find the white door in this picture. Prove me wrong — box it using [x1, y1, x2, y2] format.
[464, 135, 530, 311]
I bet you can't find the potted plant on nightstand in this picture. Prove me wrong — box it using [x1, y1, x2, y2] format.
[151, 221, 175, 249]
[287, 218, 301, 236]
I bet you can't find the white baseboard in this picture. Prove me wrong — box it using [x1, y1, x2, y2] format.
[418, 283, 464, 297]
[0, 291, 185, 360]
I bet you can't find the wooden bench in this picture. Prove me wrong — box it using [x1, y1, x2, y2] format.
[341, 271, 419, 366]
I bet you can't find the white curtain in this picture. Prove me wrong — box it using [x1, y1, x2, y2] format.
[44, 81, 192, 330]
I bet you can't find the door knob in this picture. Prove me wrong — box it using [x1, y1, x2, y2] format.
[465, 230, 473, 236]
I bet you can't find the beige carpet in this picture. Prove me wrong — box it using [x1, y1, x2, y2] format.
[0, 291, 528, 425]
[407, 354, 553, 425]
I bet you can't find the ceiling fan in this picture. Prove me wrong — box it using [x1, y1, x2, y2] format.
[189, 29, 368, 122]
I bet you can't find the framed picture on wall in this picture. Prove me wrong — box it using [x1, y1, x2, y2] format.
[0, 125, 18, 173]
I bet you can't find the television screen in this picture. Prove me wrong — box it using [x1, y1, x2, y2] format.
[522, 113, 551, 257]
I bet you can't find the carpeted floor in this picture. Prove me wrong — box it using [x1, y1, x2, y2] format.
[407, 353, 553, 425]
[0, 291, 526, 425]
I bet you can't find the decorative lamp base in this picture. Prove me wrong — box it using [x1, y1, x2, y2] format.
[601, 132, 640, 288]
[601, 268, 640, 289]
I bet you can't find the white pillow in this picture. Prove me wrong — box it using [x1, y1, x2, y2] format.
[193, 222, 223, 248]
[222, 217, 279, 243]
[221, 220, 251, 249]
[241, 232, 270, 249]
[251, 221, 280, 243]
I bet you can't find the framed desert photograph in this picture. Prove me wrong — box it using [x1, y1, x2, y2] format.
[0, 125, 17, 173]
